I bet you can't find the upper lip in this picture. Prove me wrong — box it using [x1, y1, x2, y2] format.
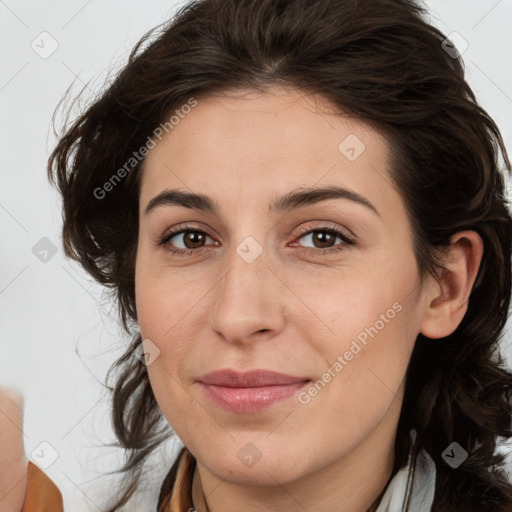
[198, 369, 310, 387]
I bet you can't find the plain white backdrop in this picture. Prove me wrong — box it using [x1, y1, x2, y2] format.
[1, 1, 512, 510]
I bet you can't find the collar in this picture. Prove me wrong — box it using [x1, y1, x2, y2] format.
[376, 430, 436, 512]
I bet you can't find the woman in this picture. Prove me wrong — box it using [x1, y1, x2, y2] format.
[2, 0, 512, 510]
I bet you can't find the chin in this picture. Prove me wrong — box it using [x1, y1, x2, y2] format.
[193, 436, 314, 486]
[205, 457, 306, 487]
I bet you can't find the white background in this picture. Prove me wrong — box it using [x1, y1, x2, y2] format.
[1, 1, 512, 510]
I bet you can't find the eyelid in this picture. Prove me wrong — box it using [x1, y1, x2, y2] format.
[294, 221, 356, 240]
[156, 222, 215, 244]
[158, 220, 355, 241]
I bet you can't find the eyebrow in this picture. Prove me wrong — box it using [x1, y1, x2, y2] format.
[144, 185, 380, 217]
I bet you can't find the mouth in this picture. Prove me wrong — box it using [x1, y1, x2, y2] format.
[197, 369, 311, 413]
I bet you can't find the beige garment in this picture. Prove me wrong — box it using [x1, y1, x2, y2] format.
[20, 461, 64, 512]
[158, 447, 196, 512]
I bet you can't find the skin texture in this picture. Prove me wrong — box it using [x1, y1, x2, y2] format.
[135, 86, 483, 512]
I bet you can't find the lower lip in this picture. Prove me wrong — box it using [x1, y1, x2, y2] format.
[200, 382, 309, 413]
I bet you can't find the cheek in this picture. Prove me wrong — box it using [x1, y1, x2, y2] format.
[135, 269, 193, 373]
[134, 249, 210, 418]
[135, 272, 198, 429]
[289, 285, 417, 465]
[295, 256, 418, 358]
[306, 288, 413, 402]
[295, 252, 420, 408]
[135, 242, 192, 342]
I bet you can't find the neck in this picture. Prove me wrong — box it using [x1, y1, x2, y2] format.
[191, 397, 401, 512]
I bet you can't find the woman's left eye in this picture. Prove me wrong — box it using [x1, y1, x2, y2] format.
[291, 227, 355, 255]
[157, 225, 354, 256]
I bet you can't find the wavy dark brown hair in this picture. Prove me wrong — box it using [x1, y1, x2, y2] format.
[47, 0, 512, 510]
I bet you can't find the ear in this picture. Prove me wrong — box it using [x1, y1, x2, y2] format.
[420, 230, 484, 339]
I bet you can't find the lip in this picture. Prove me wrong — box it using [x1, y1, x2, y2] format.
[198, 369, 311, 413]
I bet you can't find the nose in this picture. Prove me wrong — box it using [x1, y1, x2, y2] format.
[208, 242, 285, 346]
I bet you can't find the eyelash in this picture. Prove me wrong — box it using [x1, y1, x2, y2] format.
[156, 223, 355, 257]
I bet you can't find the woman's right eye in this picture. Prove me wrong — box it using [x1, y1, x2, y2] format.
[158, 228, 216, 256]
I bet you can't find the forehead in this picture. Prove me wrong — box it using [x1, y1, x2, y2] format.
[139, 86, 397, 218]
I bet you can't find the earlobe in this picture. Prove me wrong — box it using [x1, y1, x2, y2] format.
[419, 230, 484, 340]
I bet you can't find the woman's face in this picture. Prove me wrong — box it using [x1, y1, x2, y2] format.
[135, 86, 430, 486]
